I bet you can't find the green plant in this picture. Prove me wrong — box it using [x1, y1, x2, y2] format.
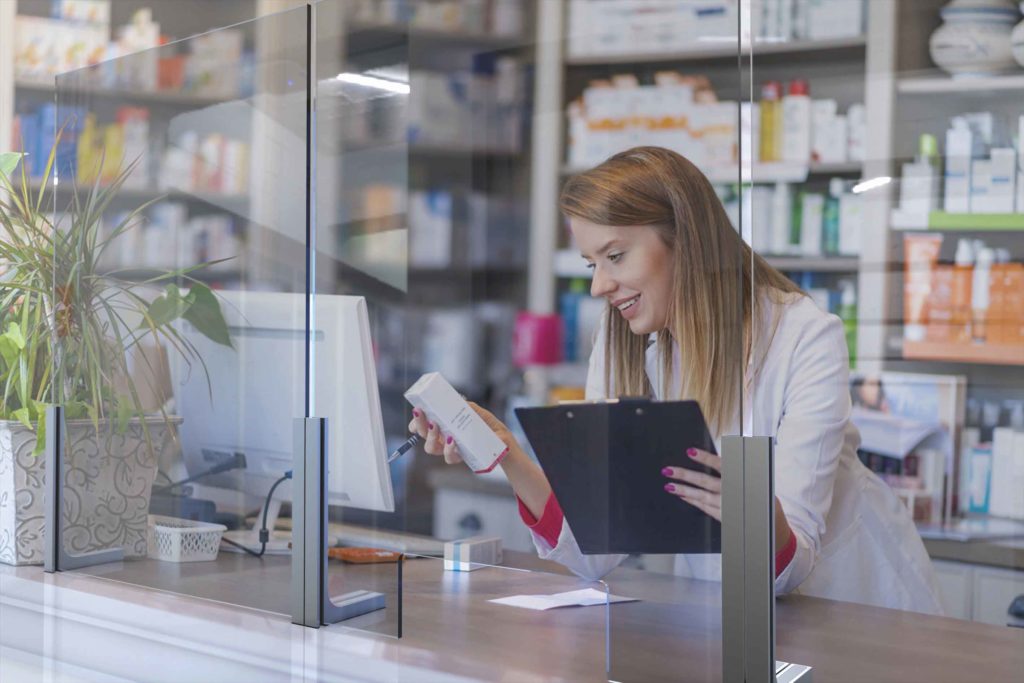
[0, 141, 232, 455]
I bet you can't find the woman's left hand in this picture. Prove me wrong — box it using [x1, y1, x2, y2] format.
[662, 447, 722, 521]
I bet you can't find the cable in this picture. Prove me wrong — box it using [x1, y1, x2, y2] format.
[152, 452, 247, 495]
[220, 470, 292, 558]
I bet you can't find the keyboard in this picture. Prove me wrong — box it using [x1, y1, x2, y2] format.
[328, 522, 446, 557]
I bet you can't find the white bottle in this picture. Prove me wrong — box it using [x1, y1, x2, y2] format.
[944, 116, 973, 214]
[782, 79, 811, 164]
[972, 247, 995, 343]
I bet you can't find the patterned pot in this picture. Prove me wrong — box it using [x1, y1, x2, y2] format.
[0, 417, 181, 566]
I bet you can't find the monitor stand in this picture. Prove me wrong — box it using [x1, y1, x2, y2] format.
[221, 499, 292, 555]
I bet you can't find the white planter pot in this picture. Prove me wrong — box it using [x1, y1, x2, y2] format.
[929, 0, 1020, 78]
[0, 417, 180, 566]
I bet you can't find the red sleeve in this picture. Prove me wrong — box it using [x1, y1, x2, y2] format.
[775, 532, 797, 579]
[517, 492, 564, 548]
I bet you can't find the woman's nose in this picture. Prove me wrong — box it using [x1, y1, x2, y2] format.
[590, 266, 614, 298]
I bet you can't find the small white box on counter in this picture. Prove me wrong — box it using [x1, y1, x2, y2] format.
[405, 372, 508, 474]
[444, 536, 503, 572]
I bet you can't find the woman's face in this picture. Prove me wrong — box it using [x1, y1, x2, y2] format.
[569, 218, 675, 336]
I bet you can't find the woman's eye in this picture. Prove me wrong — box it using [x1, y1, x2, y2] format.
[585, 262, 596, 270]
[608, 252, 623, 263]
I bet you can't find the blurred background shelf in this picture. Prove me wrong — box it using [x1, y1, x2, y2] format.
[763, 256, 860, 272]
[903, 340, 1024, 366]
[565, 35, 866, 65]
[891, 211, 1024, 232]
[15, 77, 236, 107]
[897, 73, 1024, 95]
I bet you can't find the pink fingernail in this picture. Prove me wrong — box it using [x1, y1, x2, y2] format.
[446, 436, 453, 445]
[661, 467, 672, 476]
[413, 409, 421, 417]
[687, 448, 697, 457]
[664, 483, 674, 493]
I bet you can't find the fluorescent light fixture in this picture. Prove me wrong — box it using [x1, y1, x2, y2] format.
[335, 72, 410, 94]
[852, 176, 891, 194]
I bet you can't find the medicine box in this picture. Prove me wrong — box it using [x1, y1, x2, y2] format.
[443, 536, 503, 572]
[405, 372, 508, 474]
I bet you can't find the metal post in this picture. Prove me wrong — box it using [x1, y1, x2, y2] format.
[44, 405, 124, 573]
[291, 417, 385, 628]
[722, 435, 813, 682]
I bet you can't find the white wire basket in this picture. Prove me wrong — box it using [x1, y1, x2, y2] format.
[148, 515, 227, 563]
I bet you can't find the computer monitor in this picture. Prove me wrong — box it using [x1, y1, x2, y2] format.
[175, 290, 395, 515]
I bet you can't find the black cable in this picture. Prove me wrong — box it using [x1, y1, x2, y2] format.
[153, 452, 247, 495]
[220, 471, 292, 559]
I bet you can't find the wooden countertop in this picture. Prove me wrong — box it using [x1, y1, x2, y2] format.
[53, 550, 1024, 682]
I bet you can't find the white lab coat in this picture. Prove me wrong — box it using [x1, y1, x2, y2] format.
[529, 293, 945, 615]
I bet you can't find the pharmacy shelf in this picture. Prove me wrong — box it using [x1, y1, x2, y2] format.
[14, 78, 234, 107]
[903, 340, 1024, 366]
[28, 181, 250, 215]
[555, 249, 858, 277]
[897, 73, 1024, 95]
[763, 255, 860, 272]
[890, 210, 1024, 232]
[350, 21, 525, 50]
[101, 268, 244, 284]
[565, 35, 867, 66]
[561, 160, 859, 181]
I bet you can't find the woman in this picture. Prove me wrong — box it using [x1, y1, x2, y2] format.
[410, 146, 943, 615]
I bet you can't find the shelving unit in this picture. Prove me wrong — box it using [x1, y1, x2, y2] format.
[529, 0, 872, 354]
[564, 34, 866, 65]
[897, 73, 1024, 95]
[903, 340, 1024, 367]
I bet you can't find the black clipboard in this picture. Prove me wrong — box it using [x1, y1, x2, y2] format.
[514, 399, 721, 555]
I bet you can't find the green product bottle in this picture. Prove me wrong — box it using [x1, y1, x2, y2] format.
[823, 178, 843, 256]
[838, 279, 858, 368]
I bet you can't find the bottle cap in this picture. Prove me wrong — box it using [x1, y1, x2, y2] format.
[954, 238, 975, 265]
[787, 79, 809, 96]
[919, 133, 938, 159]
[761, 81, 782, 100]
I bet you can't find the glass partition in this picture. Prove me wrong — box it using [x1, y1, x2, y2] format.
[49, 5, 311, 622]
[748, 0, 1024, 679]
[560, 1, 746, 680]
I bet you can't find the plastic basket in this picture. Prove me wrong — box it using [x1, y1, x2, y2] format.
[148, 515, 227, 563]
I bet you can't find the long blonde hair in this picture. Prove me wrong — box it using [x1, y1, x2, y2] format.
[559, 146, 802, 435]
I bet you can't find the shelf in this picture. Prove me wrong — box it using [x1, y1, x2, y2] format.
[100, 268, 244, 284]
[15, 78, 235, 107]
[561, 160, 860, 183]
[565, 35, 866, 66]
[903, 340, 1024, 366]
[891, 210, 1024, 232]
[764, 255, 860, 272]
[350, 21, 525, 50]
[29, 181, 249, 214]
[897, 73, 1024, 95]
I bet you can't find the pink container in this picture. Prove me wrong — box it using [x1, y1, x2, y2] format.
[513, 312, 564, 367]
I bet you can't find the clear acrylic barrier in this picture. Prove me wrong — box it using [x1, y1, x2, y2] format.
[49, 5, 311, 620]
[561, 1, 745, 680]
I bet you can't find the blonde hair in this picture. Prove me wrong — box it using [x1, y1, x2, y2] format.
[559, 146, 802, 435]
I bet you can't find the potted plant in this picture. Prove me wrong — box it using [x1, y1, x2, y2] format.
[0, 143, 233, 565]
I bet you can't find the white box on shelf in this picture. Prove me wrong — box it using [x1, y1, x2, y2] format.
[989, 148, 1016, 213]
[805, 0, 864, 39]
[771, 182, 795, 254]
[800, 193, 824, 256]
[838, 191, 863, 256]
[970, 159, 993, 213]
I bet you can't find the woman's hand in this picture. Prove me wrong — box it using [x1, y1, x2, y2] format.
[663, 448, 794, 554]
[662, 447, 722, 521]
[407, 402, 521, 466]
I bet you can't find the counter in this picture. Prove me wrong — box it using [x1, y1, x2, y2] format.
[2, 551, 1022, 682]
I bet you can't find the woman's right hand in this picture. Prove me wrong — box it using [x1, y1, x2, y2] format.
[408, 409, 463, 465]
